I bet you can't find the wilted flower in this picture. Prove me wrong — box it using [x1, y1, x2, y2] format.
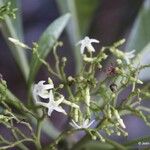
[70, 118, 95, 129]
[76, 36, 99, 54]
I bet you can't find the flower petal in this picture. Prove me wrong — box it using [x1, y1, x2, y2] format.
[86, 119, 95, 128]
[90, 39, 100, 43]
[54, 106, 67, 115]
[70, 119, 81, 129]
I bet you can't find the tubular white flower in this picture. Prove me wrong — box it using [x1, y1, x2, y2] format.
[32, 80, 54, 103]
[124, 50, 135, 64]
[76, 36, 99, 54]
[69, 119, 95, 129]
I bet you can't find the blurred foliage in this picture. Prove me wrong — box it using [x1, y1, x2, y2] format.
[56, 0, 100, 72]
[28, 13, 70, 91]
[126, 0, 150, 80]
[75, 0, 100, 36]
[0, 0, 29, 80]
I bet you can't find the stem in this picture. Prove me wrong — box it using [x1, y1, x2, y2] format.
[35, 118, 43, 149]
[0, 138, 33, 150]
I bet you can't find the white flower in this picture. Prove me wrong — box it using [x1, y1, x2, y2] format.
[34, 90, 66, 116]
[69, 119, 95, 129]
[124, 50, 135, 64]
[32, 80, 66, 116]
[76, 36, 99, 54]
[40, 91, 67, 116]
[32, 80, 54, 103]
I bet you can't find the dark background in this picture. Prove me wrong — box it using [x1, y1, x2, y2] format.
[1, 0, 149, 146]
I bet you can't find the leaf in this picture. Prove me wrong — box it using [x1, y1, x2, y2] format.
[126, 0, 150, 53]
[125, 0, 150, 81]
[56, 0, 82, 73]
[56, 0, 100, 73]
[10, 0, 24, 40]
[0, 0, 29, 80]
[138, 43, 150, 80]
[27, 13, 70, 89]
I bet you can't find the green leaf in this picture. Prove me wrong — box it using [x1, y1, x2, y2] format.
[56, 0, 82, 73]
[0, 0, 29, 81]
[125, 0, 150, 81]
[10, 0, 24, 40]
[28, 13, 70, 89]
[138, 43, 150, 80]
[75, 0, 100, 36]
[126, 0, 150, 53]
[56, 0, 100, 73]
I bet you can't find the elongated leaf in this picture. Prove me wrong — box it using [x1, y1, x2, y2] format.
[56, 0, 100, 73]
[138, 43, 150, 80]
[28, 13, 70, 88]
[10, 0, 24, 40]
[126, 0, 150, 53]
[0, 0, 29, 80]
[125, 0, 150, 81]
[56, 0, 82, 73]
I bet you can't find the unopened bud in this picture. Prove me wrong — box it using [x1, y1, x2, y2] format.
[68, 76, 74, 82]
[117, 59, 122, 65]
[62, 57, 67, 62]
[59, 84, 64, 89]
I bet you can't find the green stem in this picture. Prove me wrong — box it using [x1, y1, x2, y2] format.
[35, 118, 43, 149]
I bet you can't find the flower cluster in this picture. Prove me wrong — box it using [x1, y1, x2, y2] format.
[7, 35, 150, 149]
[32, 79, 67, 116]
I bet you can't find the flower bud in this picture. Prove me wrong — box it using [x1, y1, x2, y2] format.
[59, 84, 64, 89]
[62, 57, 67, 62]
[116, 59, 122, 65]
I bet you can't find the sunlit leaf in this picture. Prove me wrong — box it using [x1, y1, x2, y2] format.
[138, 43, 150, 80]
